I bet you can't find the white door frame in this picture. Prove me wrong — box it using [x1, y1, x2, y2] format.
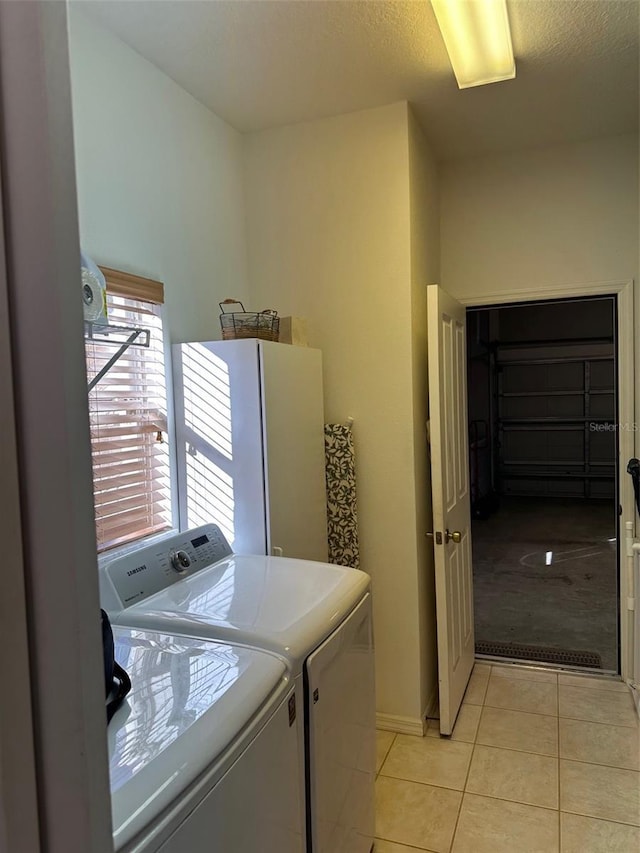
[0, 2, 113, 851]
[460, 280, 635, 681]
[0, 115, 41, 853]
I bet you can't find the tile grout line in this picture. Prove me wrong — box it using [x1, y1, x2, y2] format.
[376, 732, 397, 780]
[447, 664, 489, 853]
[375, 833, 437, 852]
[490, 674, 559, 685]
[444, 788, 560, 814]
[561, 756, 640, 774]
[463, 741, 556, 759]
[453, 789, 560, 813]
[480, 700, 638, 728]
[556, 678, 631, 692]
[482, 702, 560, 719]
[559, 808, 640, 830]
[555, 753, 640, 773]
[559, 714, 640, 731]
[555, 713, 638, 729]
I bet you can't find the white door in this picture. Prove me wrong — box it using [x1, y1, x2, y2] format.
[259, 341, 328, 561]
[427, 285, 475, 736]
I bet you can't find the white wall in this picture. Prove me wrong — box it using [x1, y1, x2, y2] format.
[244, 102, 436, 723]
[68, 11, 441, 726]
[441, 134, 639, 300]
[442, 132, 640, 480]
[68, 8, 248, 343]
[408, 108, 440, 715]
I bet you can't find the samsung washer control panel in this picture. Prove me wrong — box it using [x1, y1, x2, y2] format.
[101, 524, 233, 610]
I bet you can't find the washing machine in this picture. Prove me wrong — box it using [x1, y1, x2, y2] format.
[100, 524, 376, 853]
[108, 623, 303, 852]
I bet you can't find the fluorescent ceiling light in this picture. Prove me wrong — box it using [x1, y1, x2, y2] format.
[431, 0, 516, 89]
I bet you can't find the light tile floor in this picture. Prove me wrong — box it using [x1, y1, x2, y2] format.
[375, 663, 640, 852]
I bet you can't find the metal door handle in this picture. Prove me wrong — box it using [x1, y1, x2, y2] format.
[445, 529, 462, 544]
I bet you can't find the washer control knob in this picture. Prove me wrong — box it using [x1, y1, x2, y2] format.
[169, 549, 191, 573]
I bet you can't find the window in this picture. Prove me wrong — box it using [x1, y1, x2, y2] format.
[85, 268, 173, 552]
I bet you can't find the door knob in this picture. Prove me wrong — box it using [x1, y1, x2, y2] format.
[445, 529, 462, 544]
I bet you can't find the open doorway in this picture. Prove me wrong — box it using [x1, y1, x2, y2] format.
[467, 296, 619, 673]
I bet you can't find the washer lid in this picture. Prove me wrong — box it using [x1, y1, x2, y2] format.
[117, 555, 370, 669]
[108, 625, 286, 851]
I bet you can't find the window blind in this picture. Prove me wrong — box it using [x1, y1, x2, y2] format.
[99, 265, 164, 305]
[85, 283, 172, 552]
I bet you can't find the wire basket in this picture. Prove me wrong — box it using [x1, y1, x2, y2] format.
[219, 299, 280, 342]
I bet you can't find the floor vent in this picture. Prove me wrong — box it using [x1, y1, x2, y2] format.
[475, 641, 602, 669]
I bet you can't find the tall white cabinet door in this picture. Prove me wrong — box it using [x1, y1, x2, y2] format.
[305, 594, 375, 853]
[173, 340, 268, 554]
[259, 341, 328, 561]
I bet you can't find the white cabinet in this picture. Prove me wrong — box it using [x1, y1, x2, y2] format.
[173, 339, 328, 561]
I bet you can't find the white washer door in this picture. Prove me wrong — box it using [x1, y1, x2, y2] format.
[305, 594, 376, 853]
[156, 685, 303, 853]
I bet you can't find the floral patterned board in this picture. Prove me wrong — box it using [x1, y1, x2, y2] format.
[324, 424, 360, 569]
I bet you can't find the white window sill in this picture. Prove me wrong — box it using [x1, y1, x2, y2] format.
[97, 527, 180, 569]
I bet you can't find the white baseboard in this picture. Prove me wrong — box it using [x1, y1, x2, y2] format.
[376, 685, 439, 736]
[376, 712, 427, 737]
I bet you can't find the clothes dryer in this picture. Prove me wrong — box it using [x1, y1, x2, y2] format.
[101, 525, 375, 853]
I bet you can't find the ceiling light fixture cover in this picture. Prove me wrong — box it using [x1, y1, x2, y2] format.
[431, 0, 516, 89]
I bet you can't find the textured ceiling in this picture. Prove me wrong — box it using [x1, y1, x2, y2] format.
[79, 0, 639, 160]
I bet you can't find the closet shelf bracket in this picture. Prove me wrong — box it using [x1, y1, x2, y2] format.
[85, 321, 151, 392]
